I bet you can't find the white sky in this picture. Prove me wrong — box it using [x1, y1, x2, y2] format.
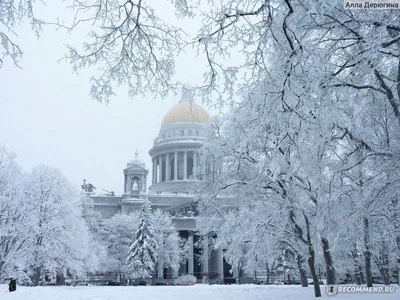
[0, 1, 218, 194]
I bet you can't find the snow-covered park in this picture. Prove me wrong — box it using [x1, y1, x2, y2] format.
[1, 284, 399, 300]
[2, 1, 400, 299]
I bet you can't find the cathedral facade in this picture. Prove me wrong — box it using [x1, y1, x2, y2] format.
[91, 87, 231, 281]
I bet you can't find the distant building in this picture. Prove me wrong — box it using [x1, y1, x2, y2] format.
[91, 86, 230, 280]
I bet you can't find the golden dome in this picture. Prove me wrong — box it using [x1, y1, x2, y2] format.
[161, 102, 210, 127]
[161, 84, 210, 127]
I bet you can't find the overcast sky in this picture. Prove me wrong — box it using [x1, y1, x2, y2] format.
[0, 1, 217, 194]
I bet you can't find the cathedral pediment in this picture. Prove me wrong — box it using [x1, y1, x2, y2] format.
[123, 163, 147, 173]
[123, 150, 148, 175]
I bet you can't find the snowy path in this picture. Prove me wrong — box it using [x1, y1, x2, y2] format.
[1, 284, 399, 299]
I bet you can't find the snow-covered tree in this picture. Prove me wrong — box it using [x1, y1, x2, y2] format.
[0, 143, 28, 280]
[196, 92, 328, 296]
[1, 146, 104, 283]
[80, 193, 108, 280]
[103, 212, 140, 280]
[63, 0, 190, 103]
[81, 193, 102, 233]
[151, 209, 183, 281]
[127, 200, 158, 280]
[186, 2, 400, 297]
[23, 165, 98, 285]
[0, 0, 44, 67]
[196, 76, 398, 294]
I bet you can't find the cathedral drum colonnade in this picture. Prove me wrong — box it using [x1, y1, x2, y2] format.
[92, 85, 225, 280]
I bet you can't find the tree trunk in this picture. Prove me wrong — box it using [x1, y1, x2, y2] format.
[374, 241, 391, 286]
[355, 274, 362, 285]
[379, 267, 390, 285]
[321, 237, 336, 285]
[308, 254, 321, 297]
[364, 251, 372, 287]
[152, 265, 157, 286]
[0, 261, 4, 279]
[359, 265, 366, 284]
[345, 273, 351, 284]
[266, 263, 270, 284]
[382, 250, 390, 286]
[119, 269, 126, 286]
[351, 247, 363, 285]
[304, 214, 321, 297]
[297, 254, 308, 287]
[375, 257, 390, 285]
[363, 217, 373, 287]
[33, 266, 41, 286]
[355, 265, 362, 285]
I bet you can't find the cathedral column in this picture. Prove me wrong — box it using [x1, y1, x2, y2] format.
[165, 153, 170, 181]
[158, 155, 163, 183]
[127, 175, 132, 193]
[233, 265, 239, 279]
[152, 158, 155, 184]
[154, 158, 157, 184]
[217, 247, 224, 278]
[154, 156, 157, 183]
[202, 234, 209, 277]
[183, 151, 188, 180]
[154, 157, 158, 184]
[188, 231, 194, 275]
[174, 152, 178, 181]
[193, 151, 197, 180]
[158, 256, 163, 279]
[172, 267, 178, 278]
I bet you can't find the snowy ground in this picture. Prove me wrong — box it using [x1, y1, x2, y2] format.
[1, 284, 399, 300]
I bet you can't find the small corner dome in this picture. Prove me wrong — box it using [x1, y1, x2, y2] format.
[127, 150, 145, 168]
[161, 85, 210, 127]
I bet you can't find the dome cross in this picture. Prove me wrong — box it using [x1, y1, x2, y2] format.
[180, 83, 195, 103]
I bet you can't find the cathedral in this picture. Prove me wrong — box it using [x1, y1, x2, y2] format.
[91, 86, 234, 281]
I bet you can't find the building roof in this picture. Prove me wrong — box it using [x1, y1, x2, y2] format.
[161, 85, 210, 127]
[127, 150, 146, 168]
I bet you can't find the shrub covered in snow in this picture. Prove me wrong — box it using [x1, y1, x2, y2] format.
[201, 276, 209, 284]
[174, 275, 197, 286]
